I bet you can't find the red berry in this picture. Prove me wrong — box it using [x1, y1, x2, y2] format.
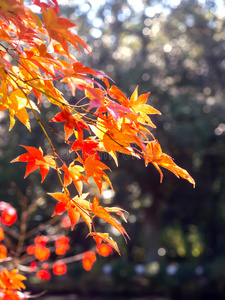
[1, 207, 17, 226]
[36, 270, 51, 281]
[53, 262, 67, 276]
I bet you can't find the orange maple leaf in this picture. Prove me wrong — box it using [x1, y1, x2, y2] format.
[61, 162, 88, 195]
[70, 194, 92, 231]
[88, 232, 120, 255]
[84, 154, 113, 194]
[49, 192, 91, 231]
[50, 194, 69, 217]
[105, 206, 128, 223]
[90, 117, 140, 165]
[109, 85, 161, 127]
[0, 268, 26, 291]
[24, 46, 60, 79]
[91, 196, 129, 240]
[61, 62, 106, 96]
[11, 145, 56, 182]
[41, 5, 89, 55]
[145, 140, 195, 186]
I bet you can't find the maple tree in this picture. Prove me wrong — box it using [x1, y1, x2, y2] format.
[0, 0, 195, 298]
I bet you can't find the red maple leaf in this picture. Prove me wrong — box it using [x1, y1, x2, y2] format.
[50, 107, 89, 140]
[11, 145, 56, 182]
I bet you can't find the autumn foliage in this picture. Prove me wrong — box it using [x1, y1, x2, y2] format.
[0, 0, 195, 298]
[0, 269, 26, 300]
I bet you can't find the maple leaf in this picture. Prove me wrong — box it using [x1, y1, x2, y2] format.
[52, 40, 72, 58]
[72, 62, 100, 77]
[85, 86, 106, 109]
[49, 192, 92, 231]
[49, 192, 71, 216]
[23, 46, 60, 78]
[49, 192, 71, 217]
[61, 162, 88, 195]
[145, 140, 195, 186]
[11, 145, 56, 182]
[84, 154, 113, 194]
[102, 123, 142, 159]
[0, 0, 26, 16]
[67, 205, 80, 231]
[129, 86, 161, 127]
[41, 4, 89, 56]
[0, 269, 26, 291]
[0, 1, 40, 50]
[0, 81, 39, 131]
[70, 194, 92, 231]
[62, 62, 106, 96]
[110, 85, 161, 127]
[27, 78, 67, 106]
[86, 87, 132, 121]
[90, 116, 142, 165]
[105, 206, 128, 223]
[70, 138, 99, 161]
[88, 232, 120, 255]
[91, 196, 129, 240]
[49, 107, 89, 140]
[109, 85, 129, 107]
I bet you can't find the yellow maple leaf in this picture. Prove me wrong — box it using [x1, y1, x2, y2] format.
[0, 81, 39, 130]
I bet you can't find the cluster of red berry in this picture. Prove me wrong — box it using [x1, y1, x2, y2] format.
[0, 200, 114, 287]
[26, 235, 68, 280]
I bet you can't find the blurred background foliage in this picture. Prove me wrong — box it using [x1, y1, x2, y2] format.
[2, 0, 225, 299]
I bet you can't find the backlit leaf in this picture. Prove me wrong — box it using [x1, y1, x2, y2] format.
[11, 145, 56, 182]
[145, 140, 195, 186]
